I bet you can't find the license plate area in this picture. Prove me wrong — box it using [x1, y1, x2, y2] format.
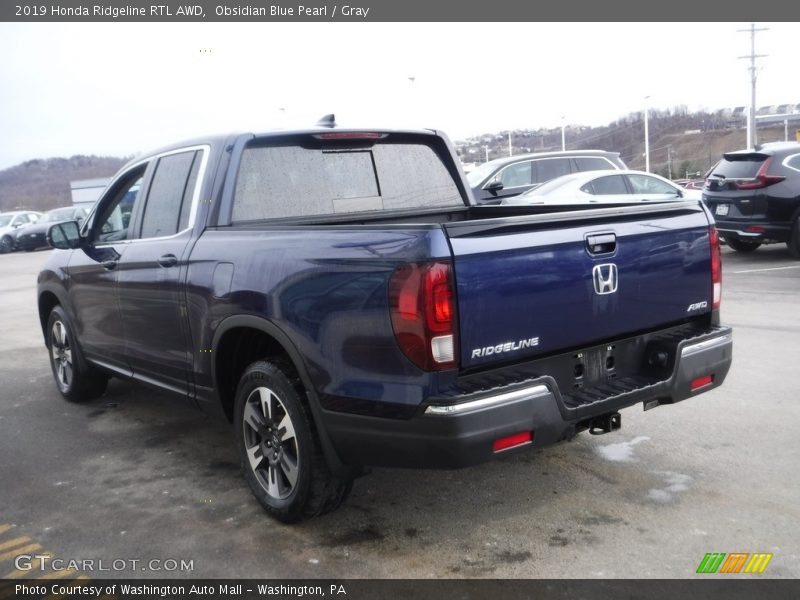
[715, 204, 729, 216]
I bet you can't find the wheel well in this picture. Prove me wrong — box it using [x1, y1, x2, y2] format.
[215, 327, 299, 422]
[38, 292, 60, 336]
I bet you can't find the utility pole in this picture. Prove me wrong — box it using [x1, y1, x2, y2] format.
[484, 145, 490, 163]
[738, 24, 768, 150]
[508, 132, 513, 157]
[644, 96, 650, 173]
[561, 117, 566, 151]
[667, 145, 673, 180]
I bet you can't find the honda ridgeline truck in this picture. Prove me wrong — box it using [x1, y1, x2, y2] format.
[38, 122, 732, 522]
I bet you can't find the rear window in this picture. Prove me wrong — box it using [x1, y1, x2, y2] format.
[712, 155, 767, 179]
[232, 141, 463, 221]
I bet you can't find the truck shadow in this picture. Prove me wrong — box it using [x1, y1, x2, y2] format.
[70, 377, 677, 577]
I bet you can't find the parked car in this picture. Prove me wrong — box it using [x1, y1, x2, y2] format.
[466, 150, 627, 204]
[502, 170, 701, 205]
[674, 179, 705, 191]
[0, 210, 42, 253]
[38, 124, 731, 522]
[703, 142, 800, 256]
[14, 206, 88, 252]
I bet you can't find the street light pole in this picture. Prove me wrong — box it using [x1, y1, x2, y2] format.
[484, 145, 490, 163]
[561, 116, 566, 151]
[644, 96, 650, 173]
[738, 24, 768, 150]
[508, 132, 513, 157]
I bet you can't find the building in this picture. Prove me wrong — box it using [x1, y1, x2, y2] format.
[70, 178, 110, 209]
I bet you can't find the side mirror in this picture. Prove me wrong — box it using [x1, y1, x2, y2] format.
[485, 180, 504, 192]
[47, 221, 82, 250]
[12, 222, 23, 229]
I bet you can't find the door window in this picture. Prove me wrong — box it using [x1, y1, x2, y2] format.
[497, 161, 532, 189]
[533, 158, 571, 184]
[140, 150, 201, 239]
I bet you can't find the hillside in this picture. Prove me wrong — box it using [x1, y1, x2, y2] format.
[0, 155, 127, 213]
[456, 107, 799, 179]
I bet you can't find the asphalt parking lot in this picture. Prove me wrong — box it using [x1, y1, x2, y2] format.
[0, 245, 798, 579]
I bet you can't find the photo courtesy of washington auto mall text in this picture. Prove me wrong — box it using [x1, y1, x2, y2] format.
[14, 583, 347, 598]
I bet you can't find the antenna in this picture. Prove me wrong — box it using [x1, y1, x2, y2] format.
[316, 114, 337, 128]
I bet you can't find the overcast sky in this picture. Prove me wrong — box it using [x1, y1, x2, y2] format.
[0, 22, 798, 169]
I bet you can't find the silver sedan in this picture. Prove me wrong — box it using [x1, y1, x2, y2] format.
[501, 169, 702, 205]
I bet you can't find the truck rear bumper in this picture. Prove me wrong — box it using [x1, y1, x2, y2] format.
[323, 326, 732, 469]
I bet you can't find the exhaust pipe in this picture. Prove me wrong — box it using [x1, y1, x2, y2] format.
[588, 412, 621, 435]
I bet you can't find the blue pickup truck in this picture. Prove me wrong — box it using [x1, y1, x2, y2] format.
[38, 124, 732, 522]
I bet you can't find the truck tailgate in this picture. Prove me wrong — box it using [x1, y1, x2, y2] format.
[445, 202, 713, 369]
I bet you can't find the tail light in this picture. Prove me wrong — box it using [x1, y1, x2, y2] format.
[709, 226, 722, 310]
[734, 157, 785, 190]
[389, 261, 458, 371]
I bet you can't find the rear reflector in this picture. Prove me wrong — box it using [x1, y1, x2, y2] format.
[746, 225, 766, 233]
[493, 431, 533, 453]
[690, 375, 714, 391]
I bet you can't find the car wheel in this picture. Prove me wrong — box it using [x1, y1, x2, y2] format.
[0, 235, 13, 254]
[46, 306, 108, 402]
[787, 217, 800, 259]
[234, 360, 352, 522]
[725, 236, 761, 253]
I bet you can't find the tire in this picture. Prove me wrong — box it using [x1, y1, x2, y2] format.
[0, 235, 13, 254]
[234, 360, 352, 522]
[787, 217, 800, 259]
[724, 236, 761, 253]
[46, 306, 108, 402]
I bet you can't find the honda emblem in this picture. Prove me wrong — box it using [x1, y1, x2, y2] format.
[592, 263, 618, 295]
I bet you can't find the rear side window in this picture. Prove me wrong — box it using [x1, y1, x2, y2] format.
[533, 158, 571, 184]
[140, 150, 201, 239]
[574, 157, 614, 172]
[232, 141, 463, 221]
[712, 155, 767, 179]
[628, 174, 677, 195]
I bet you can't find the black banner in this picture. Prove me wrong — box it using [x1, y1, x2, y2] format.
[0, 0, 798, 22]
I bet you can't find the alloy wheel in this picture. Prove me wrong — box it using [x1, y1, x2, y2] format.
[51, 320, 73, 389]
[242, 386, 299, 500]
